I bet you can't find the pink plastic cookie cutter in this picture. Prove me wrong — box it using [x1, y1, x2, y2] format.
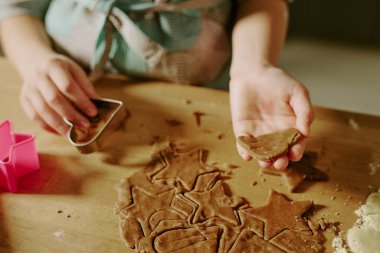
[0, 120, 40, 192]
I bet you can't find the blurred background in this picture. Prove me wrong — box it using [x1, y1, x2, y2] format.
[280, 0, 380, 116]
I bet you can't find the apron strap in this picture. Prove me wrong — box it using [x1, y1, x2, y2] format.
[70, 0, 226, 79]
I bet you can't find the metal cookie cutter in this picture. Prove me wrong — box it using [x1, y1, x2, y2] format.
[64, 98, 128, 154]
[0, 120, 40, 192]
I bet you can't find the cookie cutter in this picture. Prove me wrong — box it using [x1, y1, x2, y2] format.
[0, 120, 40, 192]
[64, 98, 128, 154]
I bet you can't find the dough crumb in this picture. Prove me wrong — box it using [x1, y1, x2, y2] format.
[217, 133, 225, 140]
[348, 118, 359, 131]
[368, 162, 380, 175]
[53, 229, 65, 238]
[193, 111, 205, 127]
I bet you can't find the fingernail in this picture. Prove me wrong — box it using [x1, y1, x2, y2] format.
[86, 107, 97, 117]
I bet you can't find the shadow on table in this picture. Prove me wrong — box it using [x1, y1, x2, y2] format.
[97, 82, 202, 169]
[0, 198, 12, 253]
[16, 153, 104, 195]
[308, 108, 380, 198]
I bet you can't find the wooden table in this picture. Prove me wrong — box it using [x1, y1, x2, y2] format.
[0, 57, 379, 252]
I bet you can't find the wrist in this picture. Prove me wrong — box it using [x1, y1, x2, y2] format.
[230, 60, 277, 79]
[18, 48, 57, 80]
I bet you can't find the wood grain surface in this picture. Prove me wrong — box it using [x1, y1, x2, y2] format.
[0, 58, 379, 252]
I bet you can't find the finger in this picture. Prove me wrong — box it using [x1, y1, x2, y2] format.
[259, 160, 272, 168]
[234, 127, 255, 161]
[290, 85, 314, 137]
[20, 96, 59, 134]
[48, 63, 97, 117]
[27, 88, 70, 135]
[37, 76, 91, 130]
[273, 155, 289, 170]
[288, 139, 306, 162]
[69, 62, 100, 99]
[236, 143, 252, 161]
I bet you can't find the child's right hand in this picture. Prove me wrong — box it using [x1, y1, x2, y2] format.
[19, 53, 100, 135]
[230, 66, 314, 170]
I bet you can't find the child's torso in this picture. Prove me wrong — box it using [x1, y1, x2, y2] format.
[45, 0, 233, 86]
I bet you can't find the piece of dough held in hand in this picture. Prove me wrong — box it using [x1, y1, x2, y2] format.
[237, 128, 302, 161]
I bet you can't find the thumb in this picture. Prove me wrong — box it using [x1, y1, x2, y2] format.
[232, 121, 257, 161]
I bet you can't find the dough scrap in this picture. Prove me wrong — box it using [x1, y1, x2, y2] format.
[237, 128, 302, 161]
[262, 152, 328, 192]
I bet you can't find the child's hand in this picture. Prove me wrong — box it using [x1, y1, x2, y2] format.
[19, 53, 99, 135]
[230, 66, 314, 170]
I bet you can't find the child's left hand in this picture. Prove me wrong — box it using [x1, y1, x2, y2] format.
[229, 65, 314, 170]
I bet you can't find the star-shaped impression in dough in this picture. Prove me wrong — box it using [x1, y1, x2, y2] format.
[152, 148, 218, 191]
[116, 171, 172, 212]
[245, 190, 312, 240]
[123, 187, 175, 235]
[185, 180, 240, 225]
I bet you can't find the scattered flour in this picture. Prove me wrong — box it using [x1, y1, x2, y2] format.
[346, 189, 380, 253]
[332, 237, 349, 253]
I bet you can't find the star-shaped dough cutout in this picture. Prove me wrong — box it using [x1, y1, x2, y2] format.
[185, 181, 240, 225]
[152, 149, 218, 191]
[123, 187, 175, 235]
[238, 209, 265, 238]
[245, 190, 312, 240]
[262, 152, 328, 192]
[237, 128, 302, 161]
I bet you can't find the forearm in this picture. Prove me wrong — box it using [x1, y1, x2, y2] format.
[230, 0, 288, 76]
[0, 14, 54, 79]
